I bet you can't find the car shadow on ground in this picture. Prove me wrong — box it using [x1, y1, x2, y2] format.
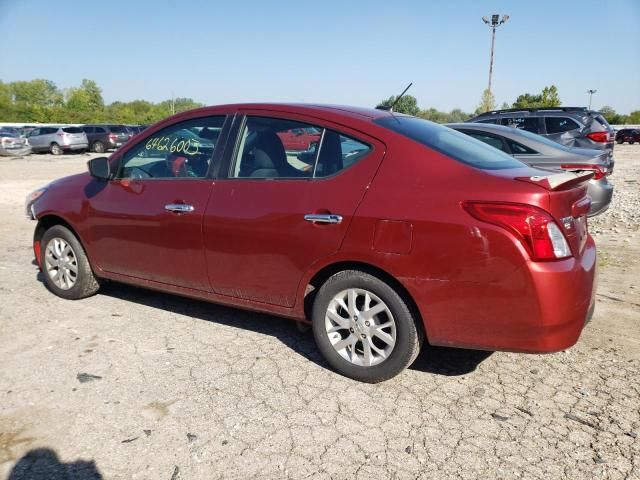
[8, 448, 103, 480]
[35, 271, 492, 378]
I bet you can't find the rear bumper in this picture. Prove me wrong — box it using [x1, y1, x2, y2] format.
[587, 178, 614, 216]
[63, 143, 89, 151]
[406, 236, 597, 353]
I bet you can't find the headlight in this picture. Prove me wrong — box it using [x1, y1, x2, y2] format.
[25, 186, 48, 219]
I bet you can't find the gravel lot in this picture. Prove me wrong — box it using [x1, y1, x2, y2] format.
[0, 147, 639, 480]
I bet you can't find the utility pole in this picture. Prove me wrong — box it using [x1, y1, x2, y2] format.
[587, 89, 597, 110]
[171, 91, 175, 115]
[482, 14, 510, 94]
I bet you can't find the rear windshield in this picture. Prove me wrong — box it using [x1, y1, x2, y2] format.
[62, 127, 83, 133]
[0, 131, 18, 138]
[375, 116, 524, 170]
[594, 115, 612, 130]
[108, 126, 128, 133]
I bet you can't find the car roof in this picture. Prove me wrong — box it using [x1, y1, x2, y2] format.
[175, 103, 395, 121]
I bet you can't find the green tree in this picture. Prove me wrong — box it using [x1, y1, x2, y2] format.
[377, 94, 420, 116]
[66, 79, 105, 121]
[475, 89, 496, 114]
[627, 110, 640, 124]
[512, 85, 561, 108]
[599, 106, 628, 125]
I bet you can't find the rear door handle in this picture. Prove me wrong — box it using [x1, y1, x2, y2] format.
[165, 203, 194, 213]
[304, 213, 343, 224]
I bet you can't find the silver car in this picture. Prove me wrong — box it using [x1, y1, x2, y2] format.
[0, 129, 31, 156]
[447, 122, 614, 216]
[27, 126, 89, 155]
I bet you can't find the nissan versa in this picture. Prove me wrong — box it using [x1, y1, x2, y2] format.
[26, 104, 597, 383]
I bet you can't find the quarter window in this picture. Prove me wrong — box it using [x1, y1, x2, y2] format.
[116, 116, 225, 179]
[463, 132, 508, 153]
[545, 117, 579, 134]
[506, 139, 538, 154]
[231, 116, 370, 179]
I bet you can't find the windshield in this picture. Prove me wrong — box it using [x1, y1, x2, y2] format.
[375, 116, 524, 170]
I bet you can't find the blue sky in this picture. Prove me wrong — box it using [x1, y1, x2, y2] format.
[1, 0, 638, 113]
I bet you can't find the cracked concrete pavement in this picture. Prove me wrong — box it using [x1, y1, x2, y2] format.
[0, 147, 639, 479]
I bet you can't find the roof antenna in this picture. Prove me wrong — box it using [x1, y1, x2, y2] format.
[377, 82, 413, 112]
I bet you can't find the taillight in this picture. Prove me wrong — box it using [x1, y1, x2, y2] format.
[109, 134, 117, 139]
[586, 131, 609, 143]
[560, 164, 607, 180]
[56, 132, 67, 137]
[462, 202, 572, 261]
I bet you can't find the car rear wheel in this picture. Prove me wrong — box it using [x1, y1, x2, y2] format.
[50, 143, 63, 155]
[312, 270, 422, 383]
[616, 139, 624, 144]
[41, 225, 100, 300]
[92, 141, 105, 153]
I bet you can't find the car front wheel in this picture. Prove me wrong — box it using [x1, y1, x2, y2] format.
[312, 270, 422, 383]
[41, 225, 100, 300]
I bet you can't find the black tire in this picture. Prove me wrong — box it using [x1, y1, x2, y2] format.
[92, 141, 105, 153]
[312, 270, 422, 383]
[630, 141, 635, 145]
[50, 143, 63, 155]
[616, 139, 624, 144]
[40, 225, 100, 300]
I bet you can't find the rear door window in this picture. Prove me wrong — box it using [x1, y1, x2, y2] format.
[230, 116, 370, 179]
[95, 127, 107, 133]
[109, 126, 128, 134]
[501, 117, 540, 133]
[545, 117, 580, 134]
[62, 127, 83, 134]
[375, 116, 524, 170]
[82, 126, 94, 134]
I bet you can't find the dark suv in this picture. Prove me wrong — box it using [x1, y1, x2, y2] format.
[468, 107, 615, 158]
[81, 124, 132, 153]
[615, 128, 640, 144]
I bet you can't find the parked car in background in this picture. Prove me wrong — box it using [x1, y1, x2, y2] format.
[277, 126, 322, 151]
[448, 122, 614, 216]
[468, 107, 615, 159]
[615, 128, 640, 144]
[126, 125, 149, 135]
[82, 124, 132, 153]
[0, 129, 31, 156]
[26, 104, 596, 382]
[27, 127, 88, 155]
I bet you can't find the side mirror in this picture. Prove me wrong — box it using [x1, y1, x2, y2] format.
[88, 157, 111, 180]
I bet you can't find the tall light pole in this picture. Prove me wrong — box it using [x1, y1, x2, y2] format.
[587, 89, 597, 110]
[482, 14, 510, 95]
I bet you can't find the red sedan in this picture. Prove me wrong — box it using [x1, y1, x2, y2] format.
[26, 104, 597, 382]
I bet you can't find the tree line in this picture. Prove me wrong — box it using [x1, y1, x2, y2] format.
[0, 78, 203, 125]
[380, 85, 640, 125]
[1, 78, 638, 126]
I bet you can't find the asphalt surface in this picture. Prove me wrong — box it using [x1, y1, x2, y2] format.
[0, 148, 639, 479]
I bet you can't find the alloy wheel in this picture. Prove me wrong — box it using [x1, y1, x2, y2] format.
[44, 237, 78, 290]
[325, 288, 396, 366]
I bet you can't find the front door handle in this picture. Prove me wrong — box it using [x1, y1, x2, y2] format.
[165, 203, 194, 213]
[304, 213, 343, 224]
